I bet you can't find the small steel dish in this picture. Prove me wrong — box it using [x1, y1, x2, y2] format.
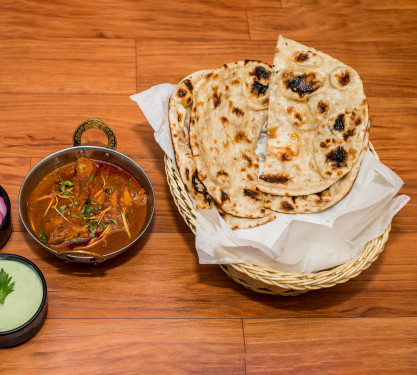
[0, 253, 48, 347]
[0, 185, 12, 250]
[18, 119, 155, 264]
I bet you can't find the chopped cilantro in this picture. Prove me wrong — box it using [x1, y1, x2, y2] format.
[56, 178, 75, 196]
[86, 221, 96, 237]
[39, 229, 47, 244]
[68, 213, 83, 219]
[81, 203, 95, 218]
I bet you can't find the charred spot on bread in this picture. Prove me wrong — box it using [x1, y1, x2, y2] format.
[243, 188, 261, 201]
[213, 92, 221, 108]
[317, 101, 329, 114]
[221, 191, 229, 202]
[235, 131, 249, 142]
[326, 146, 347, 168]
[295, 53, 309, 62]
[177, 89, 186, 97]
[242, 153, 253, 166]
[184, 79, 193, 92]
[233, 107, 244, 116]
[281, 201, 294, 211]
[252, 66, 270, 80]
[334, 114, 345, 131]
[337, 71, 350, 86]
[245, 59, 262, 65]
[252, 81, 269, 95]
[283, 72, 323, 98]
[260, 174, 291, 184]
[177, 113, 183, 122]
[191, 171, 211, 203]
[217, 170, 229, 177]
[343, 128, 355, 141]
[294, 112, 302, 122]
[220, 116, 229, 125]
[267, 127, 277, 138]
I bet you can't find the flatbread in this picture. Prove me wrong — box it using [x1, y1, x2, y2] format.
[169, 66, 276, 229]
[169, 69, 213, 209]
[264, 131, 369, 213]
[257, 35, 369, 196]
[215, 204, 276, 230]
[189, 60, 272, 218]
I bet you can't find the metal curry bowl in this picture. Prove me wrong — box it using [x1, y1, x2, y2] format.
[18, 119, 155, 264]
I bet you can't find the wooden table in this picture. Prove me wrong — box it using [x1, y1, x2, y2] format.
[1, 1, 416, 373]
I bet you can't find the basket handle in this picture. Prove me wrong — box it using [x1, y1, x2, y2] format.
[73, 118, 117, 150]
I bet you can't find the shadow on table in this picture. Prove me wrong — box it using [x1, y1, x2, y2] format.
[193, 247, 387, 316]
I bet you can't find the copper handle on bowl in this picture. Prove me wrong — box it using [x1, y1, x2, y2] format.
[73, 118, 117, 150]
[56, 250, 106, 264]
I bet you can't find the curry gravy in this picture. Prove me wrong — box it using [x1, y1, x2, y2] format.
[27, 158, 147, 255]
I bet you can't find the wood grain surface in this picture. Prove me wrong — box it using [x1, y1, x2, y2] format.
[0, 1, 416, 374]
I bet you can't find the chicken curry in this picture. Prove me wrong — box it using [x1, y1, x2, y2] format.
[27, 157, 147, 254]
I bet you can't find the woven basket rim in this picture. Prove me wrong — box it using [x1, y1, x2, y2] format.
[164, 143, 391, 291]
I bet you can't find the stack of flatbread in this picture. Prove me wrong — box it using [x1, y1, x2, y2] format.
[168, 36, 370, 230]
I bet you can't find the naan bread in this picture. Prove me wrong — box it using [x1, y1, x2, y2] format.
[264, 131, 369, 213]
[215, 204, 276, 230]
[169, 70, 213, 209]
[169, 66, 276, 229]
[189, 60, 272, 218]
[258, 36, 369, 196]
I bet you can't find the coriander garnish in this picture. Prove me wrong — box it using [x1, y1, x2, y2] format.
[86, 220, 96, 237]
[0, 268, 15, 305]
[56, 178, 75, 196]
[39, 229, 47, 244]
[80, 203, 95, 218]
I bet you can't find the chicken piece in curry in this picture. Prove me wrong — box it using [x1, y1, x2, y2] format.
[27, 157, 147, 254]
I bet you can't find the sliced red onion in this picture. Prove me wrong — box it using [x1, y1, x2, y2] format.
[0, 196, 7, 219]
[0, 211, 3, 225]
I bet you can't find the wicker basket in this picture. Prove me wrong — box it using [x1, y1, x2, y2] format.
[164, 145, 391, 296]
